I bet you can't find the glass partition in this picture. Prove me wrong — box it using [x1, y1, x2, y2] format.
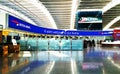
[49, 39, 59, 50]
[61, 40, 71, 50]
[72, 40, 83, 50]
[38, 39, 48, 51]
[18, 37, 27, 51]
[19, 40, 27, 51]
[27, 38, 34, 50]
[19, 37, 83, 51]
[27, 38, 38, 50]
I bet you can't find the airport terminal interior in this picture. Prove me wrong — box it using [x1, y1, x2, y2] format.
[1, 0, 120, 74]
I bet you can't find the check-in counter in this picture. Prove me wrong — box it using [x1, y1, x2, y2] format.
[101, 41, 120, 48]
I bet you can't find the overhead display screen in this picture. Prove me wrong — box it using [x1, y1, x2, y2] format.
[76, 11, 102, 30]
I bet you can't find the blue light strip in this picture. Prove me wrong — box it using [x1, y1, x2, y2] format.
[8, 15, 112, 36]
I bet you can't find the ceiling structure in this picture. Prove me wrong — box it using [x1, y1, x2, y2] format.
[78, 0, 111, 9]
[0, 0, 120, 30]
[103, 4, 120, 29]
[40, 0, 74, 29]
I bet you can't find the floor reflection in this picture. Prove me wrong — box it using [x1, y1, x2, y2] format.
[1, 47, 120, 74]
[1, 57, 8, 74]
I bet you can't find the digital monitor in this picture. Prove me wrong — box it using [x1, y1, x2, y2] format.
[76, 11, 102, 30]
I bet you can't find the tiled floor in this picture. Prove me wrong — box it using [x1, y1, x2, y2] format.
[1, 47, 120, 74]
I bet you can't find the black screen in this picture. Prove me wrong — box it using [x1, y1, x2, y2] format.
[76, 11, 102, 30]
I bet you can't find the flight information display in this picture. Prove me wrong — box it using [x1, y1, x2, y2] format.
[76, 11, 102, 30]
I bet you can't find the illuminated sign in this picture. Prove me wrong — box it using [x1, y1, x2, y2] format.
[8, 15, 112, 36]
[113, 29, 120, 40]
[2, 30, 9, 36]
[11, 20, 31, 29]
[76, 11, 102, 30]
[78, 17, 102, 23]
[116, 34, 120, 36]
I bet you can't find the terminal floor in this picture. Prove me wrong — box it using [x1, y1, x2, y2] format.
[1, 47, 120, 74]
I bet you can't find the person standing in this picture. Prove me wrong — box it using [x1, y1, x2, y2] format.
[92, 39, 95, 47]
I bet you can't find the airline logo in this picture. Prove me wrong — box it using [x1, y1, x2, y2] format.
[11, 20, 31, 29]
[78, 17, 102, 23]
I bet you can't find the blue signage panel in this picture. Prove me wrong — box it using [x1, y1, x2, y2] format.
[8, 15, 63, 35]
[8, 15, 112, 36]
